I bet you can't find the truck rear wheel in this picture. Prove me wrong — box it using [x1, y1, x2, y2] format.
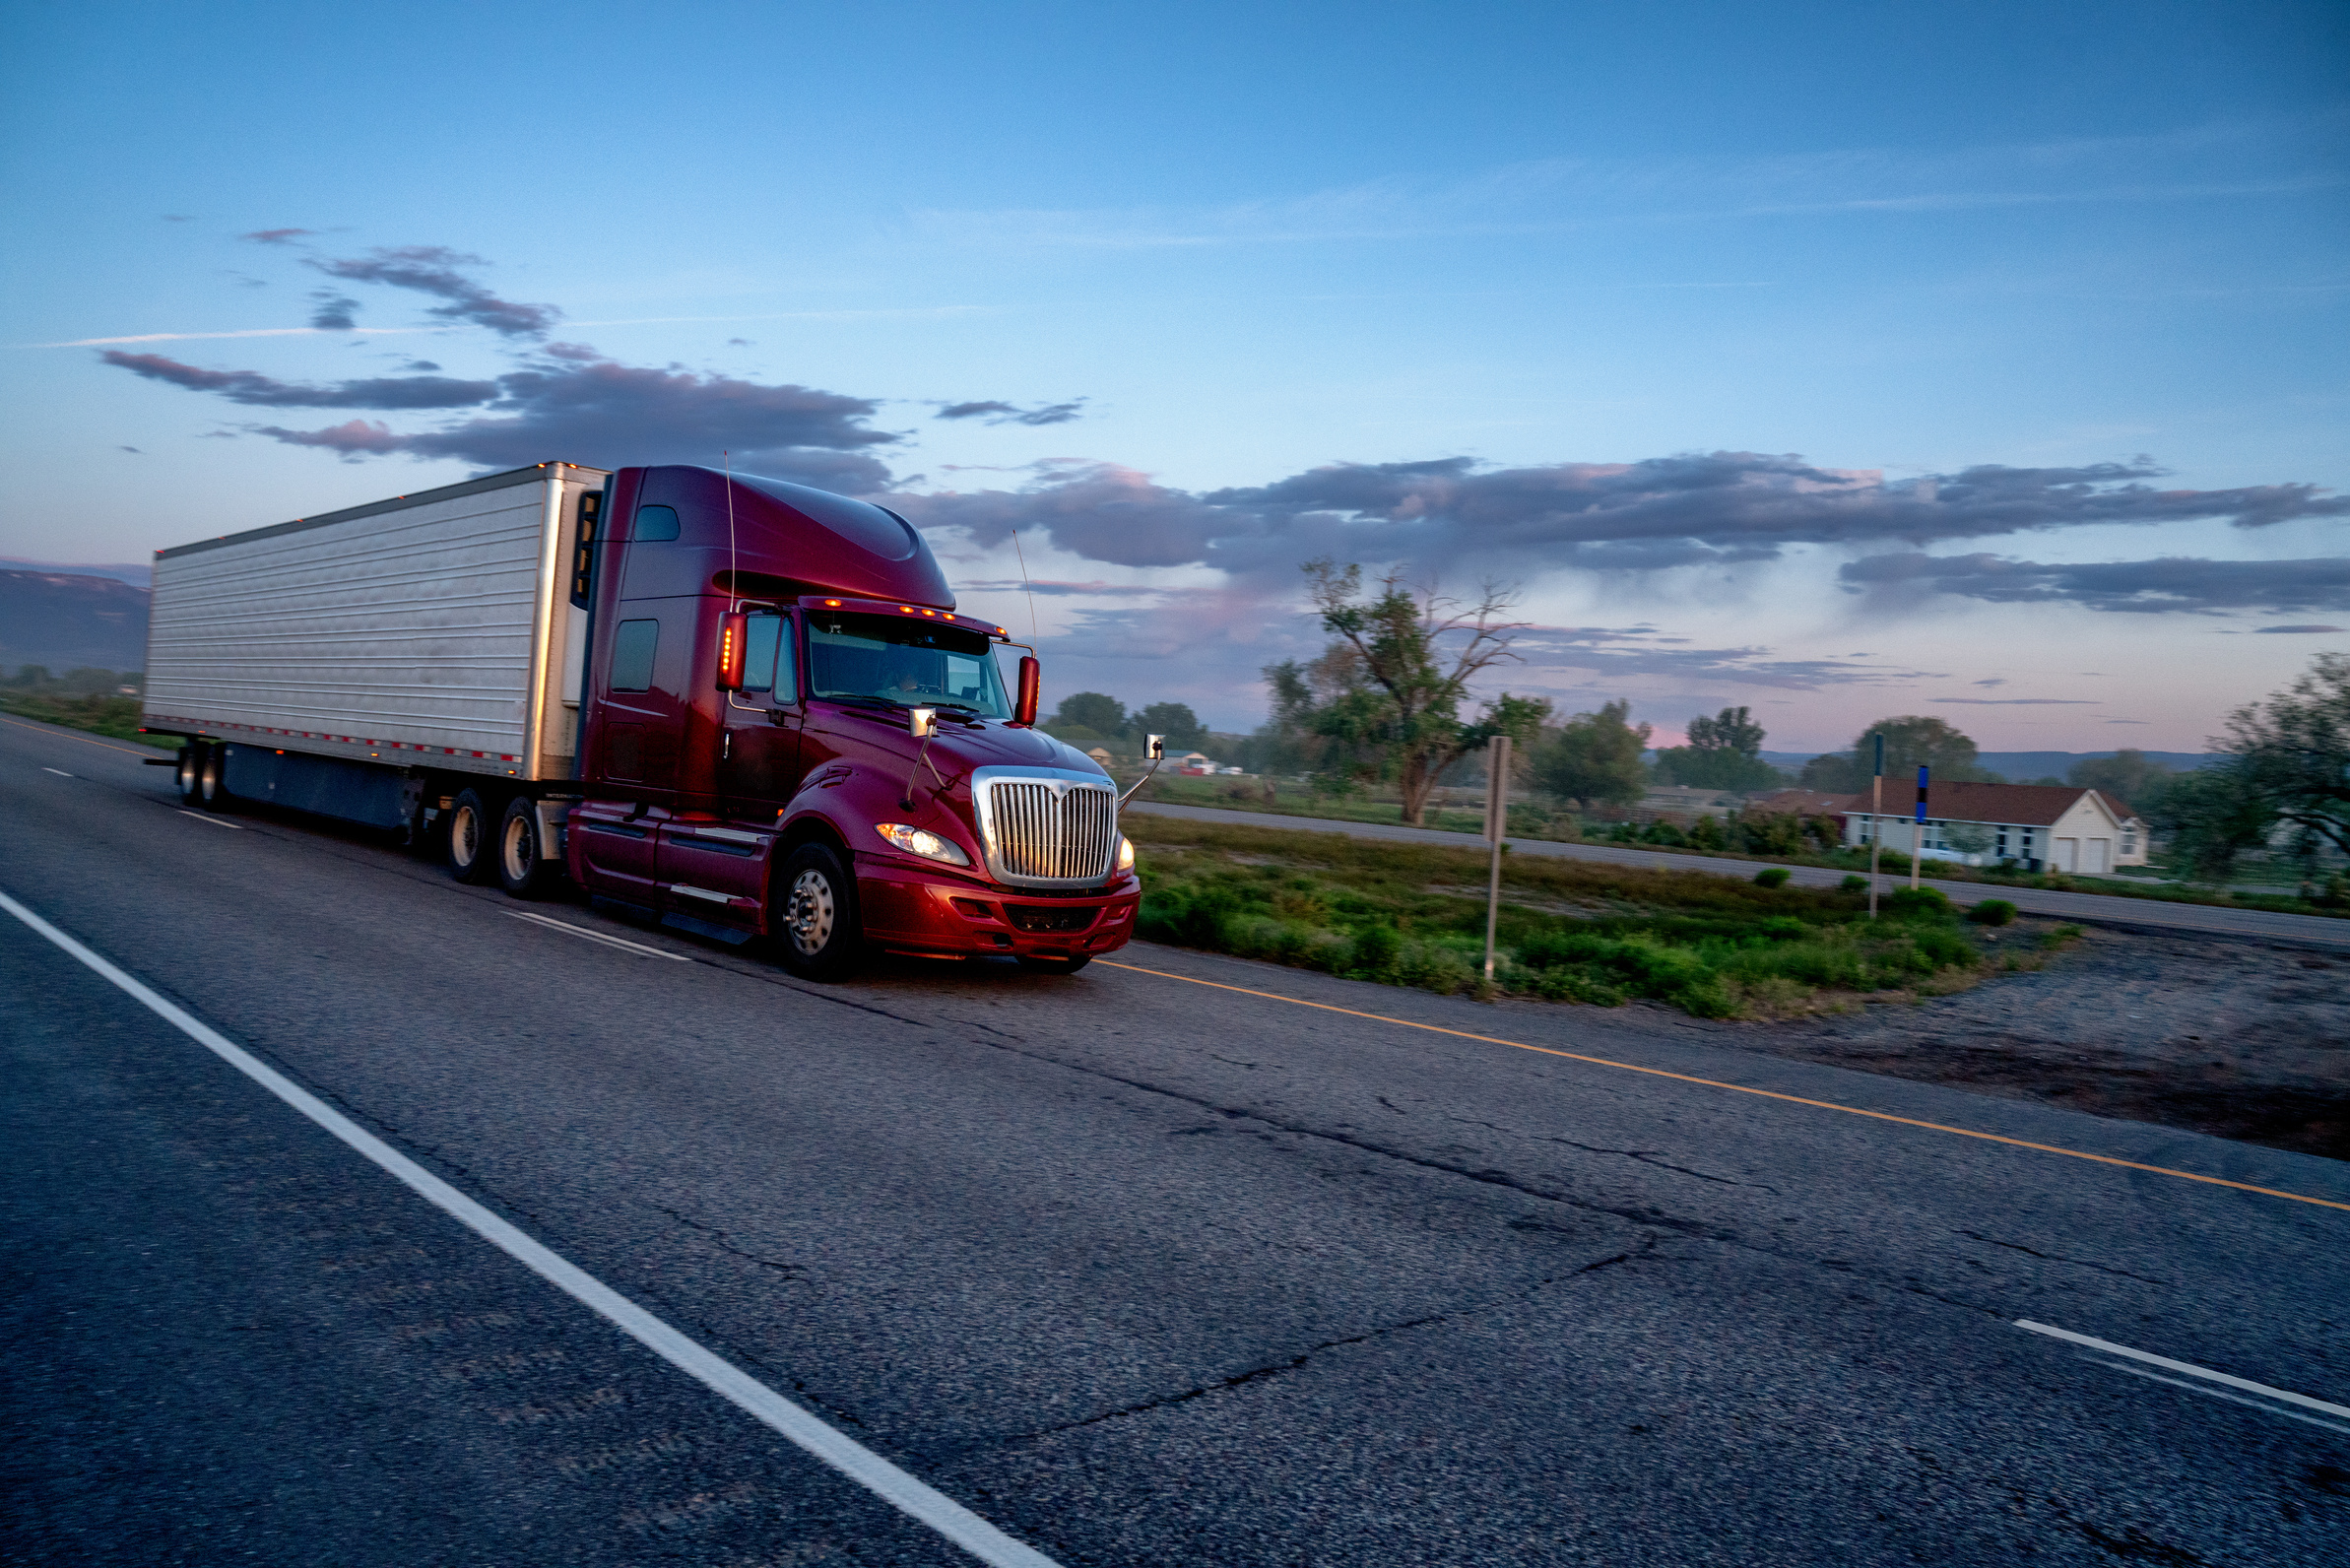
[176, 744, 203, 805]
[496, 796, 558, 899]
[446, 788, 496, 884]
[774, 842, 862, 981]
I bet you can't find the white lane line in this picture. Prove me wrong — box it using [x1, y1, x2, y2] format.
[0, 888, 1063, 1568]
[506, 909, 694, 961]
[2090, 1360, 2350, 1437]
[42, 767, 73, 776]
[2017, 1321, 2350, 1421]
[175, 810, 243, 830]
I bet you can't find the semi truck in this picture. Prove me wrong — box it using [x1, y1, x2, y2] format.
[141, 461, 1145, 977]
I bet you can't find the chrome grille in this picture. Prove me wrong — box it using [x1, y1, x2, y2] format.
[982, 776, 1117, 885]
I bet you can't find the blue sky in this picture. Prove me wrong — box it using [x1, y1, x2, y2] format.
[3, 0, 2343, 751]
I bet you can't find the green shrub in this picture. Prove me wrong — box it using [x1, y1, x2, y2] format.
[1344, 922, 1403, 979]
[1752, 866, 1792, 888]
[1840, 874, 1869, 892]
[1884, 886, 1953, 920]
[1967, 898, 2017, 927]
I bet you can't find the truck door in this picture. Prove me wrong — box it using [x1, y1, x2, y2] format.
[717, 610, 803, 810]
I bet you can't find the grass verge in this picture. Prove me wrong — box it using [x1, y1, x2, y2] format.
[1126, 815, 2071, 1020]
[0, 691, 172, 747]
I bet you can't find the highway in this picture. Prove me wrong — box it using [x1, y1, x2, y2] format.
[6, 711, 2347, 1567]
[1131, 799, 2350, 948]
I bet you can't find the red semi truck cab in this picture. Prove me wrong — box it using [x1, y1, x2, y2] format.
[562, 465, 1141, 976]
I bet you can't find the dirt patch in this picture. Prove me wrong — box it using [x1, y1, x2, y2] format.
[1737, 923, 2350, 1160]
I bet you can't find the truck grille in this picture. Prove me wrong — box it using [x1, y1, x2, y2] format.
[981, 778, 1118, 885]
[1004, 904, 1098, 934]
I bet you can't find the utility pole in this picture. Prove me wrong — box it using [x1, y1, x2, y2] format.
[1868, 733, 1883, 919]
[1482, 734, 1511, 982]
[1912, 763, 1928, 891]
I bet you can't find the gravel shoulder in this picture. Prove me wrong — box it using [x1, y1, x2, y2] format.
[1727, 919, 2350, 1161]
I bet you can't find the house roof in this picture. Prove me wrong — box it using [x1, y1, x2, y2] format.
[1847, 781, 2134, 828]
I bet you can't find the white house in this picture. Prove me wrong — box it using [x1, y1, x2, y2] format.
[1841, 782, 2147, 873]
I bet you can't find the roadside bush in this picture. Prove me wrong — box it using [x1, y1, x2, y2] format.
[1967, 899, 2017, 927]
[1840, 874, 1869, 892]
[1884, 886, 1953, 920]
[1752, 866, 1792, 888]
[1343, 922, 1403, 979]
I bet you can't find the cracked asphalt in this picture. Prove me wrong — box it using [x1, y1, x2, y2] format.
[6, 712, 2348, 1566]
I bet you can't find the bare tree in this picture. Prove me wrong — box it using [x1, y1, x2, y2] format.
[1298, 559, 1550, 826]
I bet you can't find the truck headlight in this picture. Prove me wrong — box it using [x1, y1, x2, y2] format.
[1116, 835, 1135, 874]
[876, 823, 972, 867]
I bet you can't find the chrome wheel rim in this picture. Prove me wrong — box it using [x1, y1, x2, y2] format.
[500, 814, 532, 882]
[177, 751, 197, 795]
[786, 869, 835, 955]
[200, 751, 223, 802]
[450, 806, 480, 870]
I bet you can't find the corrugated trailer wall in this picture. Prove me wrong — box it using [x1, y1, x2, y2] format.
[144, 463, 608, 782]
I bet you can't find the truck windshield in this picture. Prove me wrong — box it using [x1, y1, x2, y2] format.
[807, 612, 1011, 717]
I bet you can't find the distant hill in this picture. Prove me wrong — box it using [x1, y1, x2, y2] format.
[0, 555, 151, 588]
[1755, 749, 2218, 778]
[0, 570, 151, 673]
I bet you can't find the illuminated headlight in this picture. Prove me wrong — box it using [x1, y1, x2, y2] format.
[876, 822, 971, 867]
[1116, 836, 1135, 874]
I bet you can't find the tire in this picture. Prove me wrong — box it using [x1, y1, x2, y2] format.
[176, 744, 203, 805]
[495, 796, 558, 899]
[197, 745, 233, 812]
[446, 787, 497, 884]
[773, 842, 862, 981]
[1017, 954, 1091, 975]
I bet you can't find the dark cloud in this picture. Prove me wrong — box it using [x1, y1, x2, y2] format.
[401, 359, 441, 372]
[937, 399, 1086, 426]
[1840, 552, 2350, 614]
[885, 452, 2347, 580]
[2257, 623, 2344, 633]
[118, 445, 143, 454]
[727, 337, 752, 347]
[162, 214, 195, 223]
[234, 345, 898, 487]
[100, 352, 498, 410]
[307, 245, 558, 338]
[242, 228, 317, 245]
[1933, 697, 2099, 705]
[307, 292, 361, 330]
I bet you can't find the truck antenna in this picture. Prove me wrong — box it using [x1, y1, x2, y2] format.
[722, 449, 738, 608]
[1011, 529, 1039, 640]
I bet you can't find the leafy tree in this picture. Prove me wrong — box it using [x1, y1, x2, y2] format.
[1797, 751, 1862, 792]
[2146, 764, 2273, 882]
[1288, 560, 1551, 824]
[2218, 651, 2350, 860]
[1133, 700, 1206, 751]
[1534, 700, 1651, 807]
[1653, 704, 1783, 791]
[1050, 691, 1127, 736]
[2067, 749, 2172, 809]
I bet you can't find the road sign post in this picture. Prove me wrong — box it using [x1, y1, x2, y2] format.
[1868, 733, 1883, 919]
[1913, 764, 1928, 891]
[1482, 735, 1511, 982]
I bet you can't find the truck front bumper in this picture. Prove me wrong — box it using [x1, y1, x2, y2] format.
[854, 856, 1142, 960]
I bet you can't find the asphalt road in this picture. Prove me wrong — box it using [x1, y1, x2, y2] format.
[1130, 799, 2350, 948]
[7, 711, 2348, 1567]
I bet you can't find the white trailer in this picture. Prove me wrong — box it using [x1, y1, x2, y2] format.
[144, 462, 608, 832]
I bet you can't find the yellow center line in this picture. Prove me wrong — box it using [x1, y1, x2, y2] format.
[0, 713, 170, 757]
[1098, 959, 2350, 1214]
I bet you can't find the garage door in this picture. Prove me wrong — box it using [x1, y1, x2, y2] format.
[2053, 837, 2079, 873]
[2084, 838, 2111, 874]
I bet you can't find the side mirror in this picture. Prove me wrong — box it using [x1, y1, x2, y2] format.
[1145, 733, 1165, 759]
[1013, 656, 1040, 727]
[715, 612, 748, 690]
[907, 706, 937, 739]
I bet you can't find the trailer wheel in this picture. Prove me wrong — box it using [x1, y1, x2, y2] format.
[774, 842, 863, 981]
[446, 788, 496, 884]
[198, 746, 234, 812]
[176, 744, 204, 805]
[495, 797, 557, 899]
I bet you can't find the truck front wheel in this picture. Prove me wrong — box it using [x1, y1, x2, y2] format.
[446, 788, 496, 884]
[774, 842, 862, 981]
[496, 796, 558, 899]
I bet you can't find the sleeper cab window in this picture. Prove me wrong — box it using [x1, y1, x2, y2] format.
[633, 504, 681, 542]
[741, 612, 795, 699]
[610, 619, 660, 691]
